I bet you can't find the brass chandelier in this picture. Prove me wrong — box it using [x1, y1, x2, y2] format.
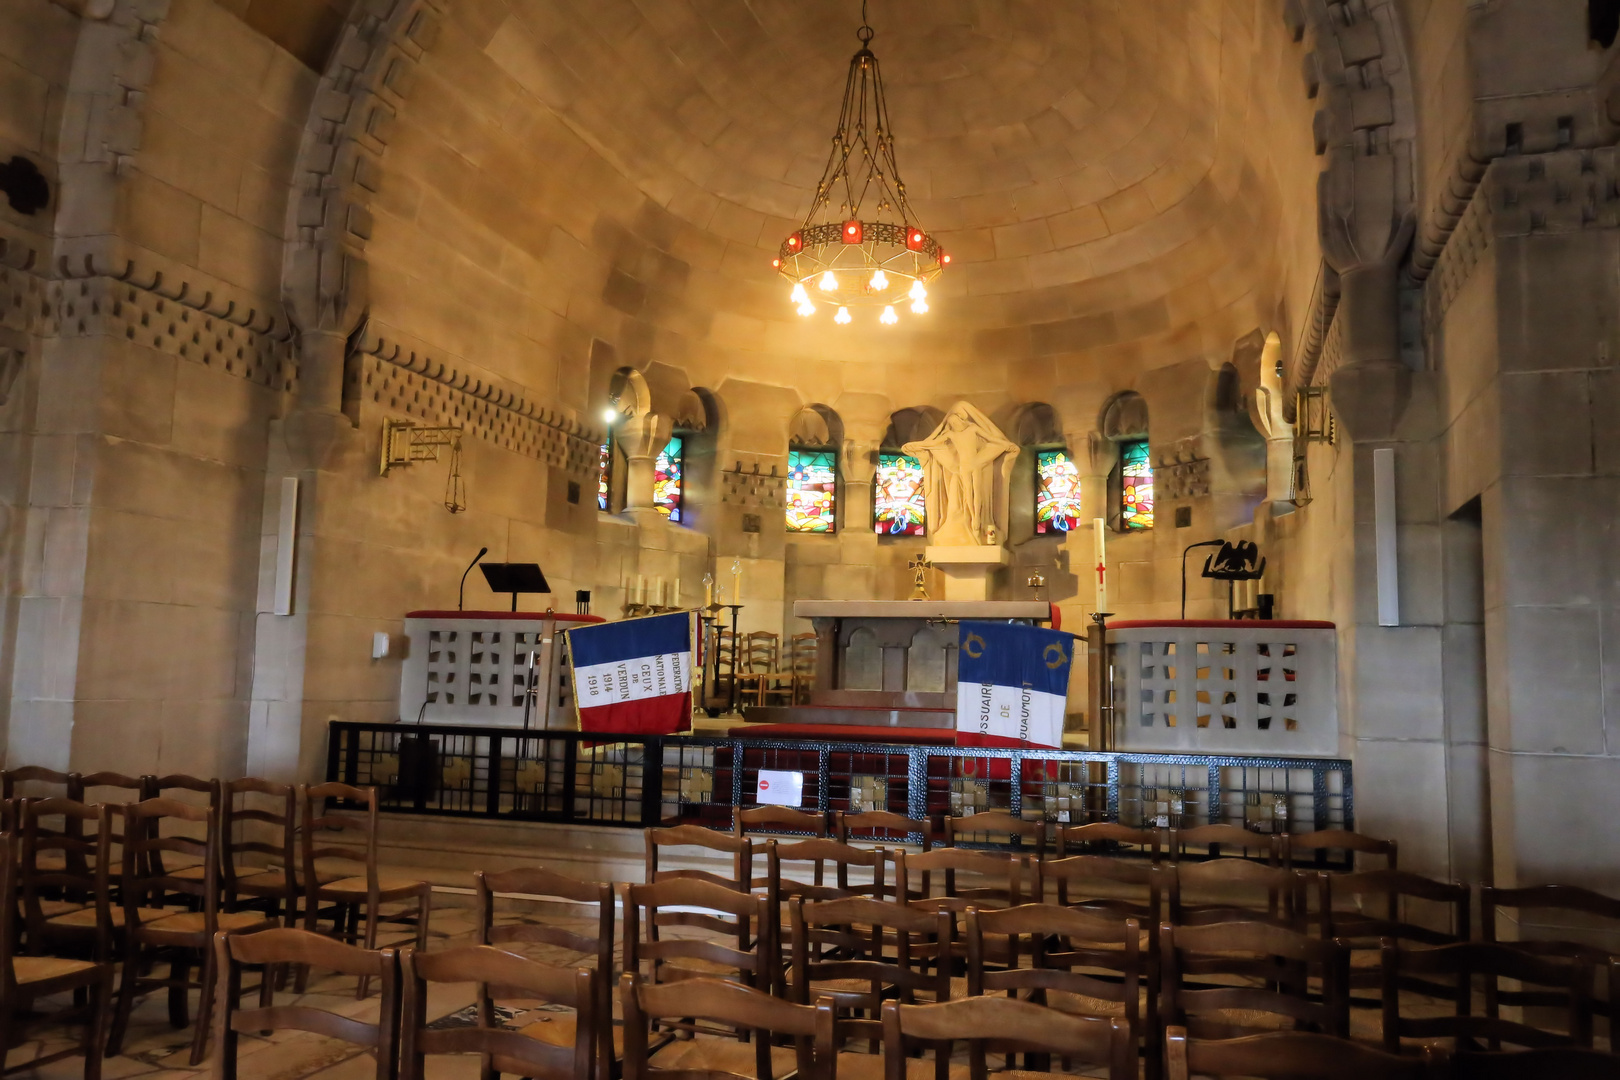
[774, 2, 947, 326]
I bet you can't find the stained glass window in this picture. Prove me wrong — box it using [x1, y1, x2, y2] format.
[873, 452, 927, 536]
[1121, 438, 1153, 530]
[654, 435, 683, 522]
[597, 437, 611, 511]
[786, 448, 837, 533]
[1035, 449, 1082, 534]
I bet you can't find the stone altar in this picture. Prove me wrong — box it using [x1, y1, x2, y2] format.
[740, 599, 1056, 736]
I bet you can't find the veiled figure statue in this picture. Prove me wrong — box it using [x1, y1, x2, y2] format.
[903, 402, 1020, 547]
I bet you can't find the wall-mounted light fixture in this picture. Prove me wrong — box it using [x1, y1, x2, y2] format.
[380, 417, 466, 513]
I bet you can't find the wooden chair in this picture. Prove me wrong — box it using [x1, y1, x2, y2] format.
[18, 799, 142, 956]
[966, 904, 1142, 1043]
[1451, 1048, 1620, 1079]
[0, 831, 115, 1080]
[1164, 1027, 1442, 1080]
[882, 996, 1134, 1080]
[301, 782, 431, 997]
[789, 631, 818, 704]
[736, 807, 827, 894]
[736, 631, 781, 707]
[836, 810, 932, 852]
[896, 848, 1026, 913]
[145, 775, 220, 884]
[401, 945, 593, 1080]
[1, 767, 78, 801]
[644, 824, 752, 891]
[769, 839, 892, 908]
[1481, 883, 1620, 1043]
[1037, 852, 1165, 925]
[476, 868, 616, 1080]
[944, 811, 1047, 858]
[5, 770, 81, 873]
[106, 797, 277, 1064]
[789, 896, 951, 1046]
[213, 927, 400, 1080]
[1167, 858, 1305, 929]
[77, 771, 147, 811]
[1056, 821, 1163, 859]
[622, 878, 772, 1001]
[735, 805, 828, 839]
[1169, 823, 1279, 863]
[220, 778, 298, 926]
[1280, 829, 1397, 872]
[1313, 870, 1470, 994]
[1161, 920, 1350, 1040]
[1381, 940, 1596, 1052]
[620, 973, 832, 1080]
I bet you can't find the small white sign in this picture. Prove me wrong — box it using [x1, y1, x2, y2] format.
[755, 770, 805, 808]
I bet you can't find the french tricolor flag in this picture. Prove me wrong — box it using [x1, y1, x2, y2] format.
[955, 621, 1073, 750]
[567, 612, 695, 735]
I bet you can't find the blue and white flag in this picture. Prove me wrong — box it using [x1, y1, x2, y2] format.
[955, 621, 1073, 749]
[567, 611, 695, 735]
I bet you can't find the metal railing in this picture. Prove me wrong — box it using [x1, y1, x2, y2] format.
[326, 721, 1352, 846]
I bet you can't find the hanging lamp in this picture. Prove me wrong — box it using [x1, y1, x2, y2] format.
[773, 1, 947, 324]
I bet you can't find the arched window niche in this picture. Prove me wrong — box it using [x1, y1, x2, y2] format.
[786, 405, 843, 534]
[1101, 392, 1154, 532]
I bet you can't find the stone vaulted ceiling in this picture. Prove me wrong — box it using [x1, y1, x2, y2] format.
[462, 0, 1322, 383]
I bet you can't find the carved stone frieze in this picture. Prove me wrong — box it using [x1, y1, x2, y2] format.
[352, 325, 601, 478]
[720, 462, 785, 511]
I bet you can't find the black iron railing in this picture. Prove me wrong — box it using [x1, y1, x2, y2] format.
[326, 721, 1352, 846]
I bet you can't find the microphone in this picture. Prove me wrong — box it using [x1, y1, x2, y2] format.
[459, 547, 489, 611]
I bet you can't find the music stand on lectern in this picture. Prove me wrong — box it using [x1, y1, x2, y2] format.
[478, 563, 550, 611]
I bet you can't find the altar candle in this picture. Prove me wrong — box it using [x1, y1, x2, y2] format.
[705, 577, 714, 608]
[732, 560, 743, 600]
[673, 577, 681, 607]
[655, 576, 664, 607]
[635, 574, 645, 604]
[1092, 519, 1107, 613]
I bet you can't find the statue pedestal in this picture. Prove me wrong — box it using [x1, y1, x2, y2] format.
[925, 545, 1010, 601]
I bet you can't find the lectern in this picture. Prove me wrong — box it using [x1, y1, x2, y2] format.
[478, 562, 549, 611]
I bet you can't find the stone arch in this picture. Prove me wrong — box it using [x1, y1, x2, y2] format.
[279, 0, 455, 417]
[1006, 402, 1062, 447]
[607, 367, 651, 420]
[1099, 392, 1150, 442]
[788, 404, 843, 448]
[881, 406, 943, 449]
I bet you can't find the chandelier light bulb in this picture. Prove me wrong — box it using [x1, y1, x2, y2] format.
[870, 269, 889, 291]
[602, 408, 619, 424]
[909, 279, 927, 301]
[797, 300, 817, 317]
[834, 306, 852, 325]
[880, 305, 899, 325]
[819, 271, 838, 292]
[791, 282, 809, 304]
[911, 298, 929, 315]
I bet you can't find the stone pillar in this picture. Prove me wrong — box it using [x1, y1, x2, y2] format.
[841, 434, 878, 534]
[617, 412, 672, 513]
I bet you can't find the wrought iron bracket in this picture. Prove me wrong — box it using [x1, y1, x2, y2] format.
[380, 417, 462, 477]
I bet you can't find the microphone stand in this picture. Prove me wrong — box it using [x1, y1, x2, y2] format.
[459, 547, 489, 610]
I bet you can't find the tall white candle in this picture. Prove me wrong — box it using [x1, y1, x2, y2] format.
[655, 576, 664, 607]
[1092, 519, 1108, 614]
[673, 577, 681, 607]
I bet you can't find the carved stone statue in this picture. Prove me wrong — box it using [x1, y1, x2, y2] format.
[903, 402, 1020, 548]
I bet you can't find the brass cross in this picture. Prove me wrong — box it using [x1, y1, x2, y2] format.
[908, 553, 932, 601]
